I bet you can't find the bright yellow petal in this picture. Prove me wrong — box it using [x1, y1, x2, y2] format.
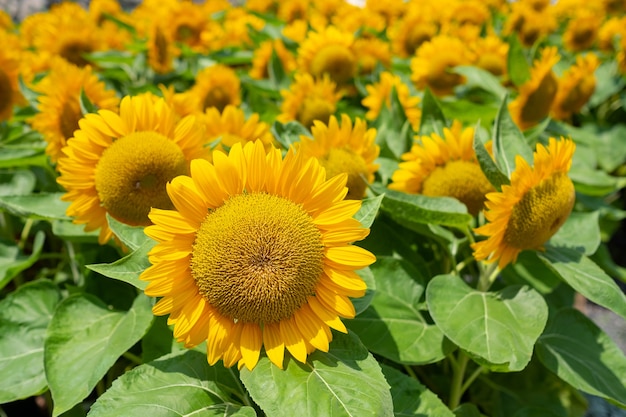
[263, 322, 285, 369]
[239, 322, 263, 370]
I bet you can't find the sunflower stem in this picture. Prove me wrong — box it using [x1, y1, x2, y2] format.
[18, 218, 34, 251]
[122, 351, 143, 365]
[477, 262, 499, 292]
[65, 241, 83, 287]
[460, 364, 485, 394]
[448, 350, 470, 410]
[403, 364, 418, 380]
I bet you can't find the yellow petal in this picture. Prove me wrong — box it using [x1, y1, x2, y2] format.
[307, 296, 347, 333]
[239, 322, 263, 370]
[294, 304, 330, 352]
[315, 284, 356, 318]
[263, 322, 285, 369]
[279, 316, 308, 364]
[206, 311, 232, 366]
[313, 200, 362, 226]
[324, 245, 376, 270]
[167, 177, 208, 225]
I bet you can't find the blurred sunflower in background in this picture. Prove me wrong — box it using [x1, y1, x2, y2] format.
[389, 120, 494, 216]
[470, 34, 509, 78]
[361, 71, 421, 131]
[387, 8, 439, 58]
[0, 31, 25, 122]
[56, 94, 209, 244]
[473, 138, 576, 269]
[552, 53, 599, 121]
[563, 9, 602, 52]
[140, 141, 375, 370]
[250, 39, 297, 80]
[297, 26, 357, 86]
[177, 64, 241, 115]
[203, 105, 275, 153]
[147, 23, 178, 75]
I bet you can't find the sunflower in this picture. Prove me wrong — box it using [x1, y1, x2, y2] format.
[30, 59, 119, 164]
[449, 0, 491, 27]
[177, 65, 241, 116]
[509, 46, 560, 131]
[503, 2, 557, 47]
[598, 16, 626, 51]
[389, 120, 494, 216]
[361, 71, 421, 131]
[332, 4, 386, 34]
[472, 138, 576, 269]
[203, 105, 275, 152]
[250, 39, 297, 80]
[353, 36, 392, 75]
[552, 53, 599, 121]
[297, 114, 379, 200]
[56, 94, 210, 245]
[147, 23, 178, 75]
[282, 19, 310, 43]
[0, 10, 13, 31]
[210, 8, 266, 50]
[470, 35, 509, 77]
[364, 0, 406, 26]
[277, 72, 343, 128]
[278, 0, 311, 23]
[297, 26, 357, 86]
[0, 31, 25, 122]
[387, 11, 439, 58]
[410, 35, 475, 97]
[140, 140, 375, 370]
[563, 10, 602, 52]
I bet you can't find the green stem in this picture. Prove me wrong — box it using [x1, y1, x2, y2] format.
[96, 379, 106, 397]
[18, 218, 34, 250]
[460, 365, 484, 394]
[448, 351, 469, 410]
[65, 241, 83, 286]
[122, 351, 143, 366]
[477, 262, 500, 292]
[403, 364, 418, 380]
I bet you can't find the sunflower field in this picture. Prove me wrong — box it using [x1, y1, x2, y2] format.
[2, 0, 626, 416]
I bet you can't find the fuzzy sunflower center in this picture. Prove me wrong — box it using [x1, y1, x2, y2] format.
[0, 69, 13, 116]
[310, 44, 356, 85]
[405, 27, 433, 56]
[422, 160, 494, 216]
[59, 41, 93, 67]
[297, 97, 334, 128]
[520, 71, 558, 126]
[203, 87, 231, 112]
[94, 131, 188, 226]
[191, 192, 325, 324]
[426, 61, 464, 95]
[60, 101, 82, 140]
[154, 27, 169, 66]
[503, 172, 575, 250]
[320, 148, 369, 200]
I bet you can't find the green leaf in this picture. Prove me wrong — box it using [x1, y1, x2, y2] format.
[549, 211, 601, 256]
[355, 194, 383, 229]
[0, 230, 46, 290]
[473, 124, 509, 191]
[426, 274, 548, 371]
[348, 257, 453, 364]
[352, 266, 375, 315]
[87, 237, 155, 290]
[268, 48, 288, 89]
[0, 193, 70, 220]
[538, 245, 626, 321]
[418, 88, 447, 137]
[381, 364, 454, 417]
[45, 293, 154, 416]
[569, 163, 626, 197]
[453, 404, 483, 417]
[240, 331, 393, 417]
[0, 169, 37, 196]
[0, 280, 61, 403]
[492, 95, 534, 177]
[51, 220, 99, 242]
[453, 66, 507, 99]
[271, 120, 310, 150]
[88, 350, 251, 417]
[506, 35, 531, 87]
[536, 308, 626, 406]
[106, 214, 149, 251]
[141, 315, 173, 363]
[79, 88, 98, 115]
[501, 251, 561, 294]
[372, 185, 472, 229]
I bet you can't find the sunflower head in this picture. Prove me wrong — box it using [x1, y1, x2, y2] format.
[563, 10, 602, 52]
[148, 23, 178, 74]
[278, 73, 343, 128]
[473, 138, 576, 269]
[140, 140, 375, 370]
[298, 114, 379, 200]
[470, 35, 509, 77]
[388, 11, 438, 58]
[509, 46, 560, 131]
[361, 71, 421, 131]
[250, 39, 297, 80]
[389, 120, 495, 216]
[56, 94, 210, 244]
[203, 105, 275, 153]
[353, 37, 392, 75]
[297, 26, 357, 85]
[178, 65, 241, 116]
[552, 53, 599, 121]
[503, 2, 557, 47]
[0, 31, 24, 122]
[597, 17, 626, 51]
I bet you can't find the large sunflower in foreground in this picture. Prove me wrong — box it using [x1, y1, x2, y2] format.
[472, 138, 576, 269]
[389, 120, 494, 216]
[509, 46, 560, 131]
[298, 114, 379, 200]
[56, 95, 210, 244]
[140, 140, 375, 370]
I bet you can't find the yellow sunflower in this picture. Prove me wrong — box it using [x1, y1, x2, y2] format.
[470, 35, 509, 77]
[203, 105, 275, 152]
[361, 71, 421, 131]
[387, 11, 439, 58]
[449, 0, 491, 27]
[410, 35, 475, 97]
[177, 65, 241, 116]
[353, 36, 392, 75]
[297, 114, 379, 200]
[297, 26, 357, 86]
[552, 53, 599, 121]
[250, 39, 297, 80]
[563, 10, 602, 52]
[278, 72, 343, 128]
[509, 46, 560, 131]
[147, 23, 178, 75]
[332, 4, 386, 34]
[503, 2, 557, 47]
[30, 59, 120, 164]
[278, 0, 311, 23]
[0, 31, 25, 122]
[389, 120, 494, 216]
[0, 10, 13, 31]
[282, 19, 310, 44]
[56, 94, 210, 244]
[364, 0, 406, 26]
[140, 140, 375, 370]
[598, 16, 626, 51]
[472, 138, 576, 269]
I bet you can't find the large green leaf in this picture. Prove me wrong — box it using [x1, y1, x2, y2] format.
[453, 66, 507, 100]
[0, 230, 45, 290]
[0, 280, 61, 403]
[549, 211, 601, 256]
[426, 274, 548, 371]
[87, 237, 156, 290]
[88, 350, 253, 417]
[373, 185, 472, 230]
[45, 293, 154, 416]
[492, 95, 534, 177]
[240, 331, 393, 417]
[0, 169, 37, 196]
[500, 251, 561, 295]
[381, 365, 454, 417]
[356, 194, 384, 229]
[419, 88, 447, 137]
[107, 214, 150, 251]
[538, 245, 626, 321]
[348, 257, 452, 365]
[536, 308, 626, 406]
[0, 192, 70, 220]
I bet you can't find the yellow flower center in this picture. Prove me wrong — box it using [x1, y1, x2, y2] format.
[320, 148, 368, 200]
[94, 131, 187, 226]
[297, 97, 334, 128]
[203, 86, 231, 112]
[60, 101, 82, 140]
[310, 44, 356, 85]
[59, 41, 93, 67]
[191, 192, 324, 324]
[422, 160, 494, 216]
[426, 60, 464, 95]
[520, 71, 558, 127]
[175, 23, 200, 45]
[0, 69, 13, 116]
[571, 26, 595, 50]
[503, 172, 575, 250]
